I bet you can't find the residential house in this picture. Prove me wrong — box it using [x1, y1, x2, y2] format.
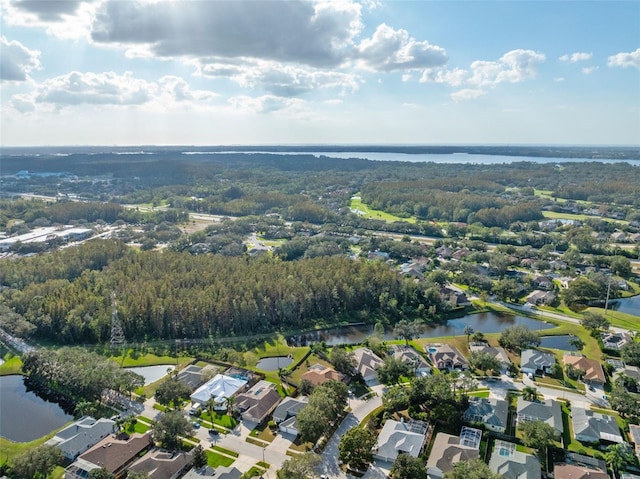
[352, 347, 384, 384]
[190, 374, 248, 409]
[550, 260, 568, 271]
[628, 424, 640, 460]
[45, 416, 116, 460]
[554, 463, 610, 479]
[611, 231, 627, 243]
[300, 363, 346, 386]
[436, 246, 453, 259]
[426, 427, 482, 479]
[571, 407, 623, 444]
[65, 432, 154, 479]
[601, 331, 633, 351]
[531, 274, 553, 290]
[619, 365, 640, 385]
[469, 343, 511, 373]
[177, 364, 219, 390]
[183, 466, 242, 479]
[234, 380, 282, 424]
[372, 419, 428, 463]
[440, 287, 471, 308]
[563, 355, 606, 385]
[516, 398, 564, 435]
[128, 450, 193, 479]
[272, 397, 308, 436]
[427, 344, 469, 371]
[489, 440, 541, 479]
[525, 290, 557, 306]
[389, 344, 431, 377]
[463, 397, 509, 433]
[520, 349, 556, 376]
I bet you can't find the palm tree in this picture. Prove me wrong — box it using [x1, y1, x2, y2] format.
[522, 386, 538, 401]
[224, 395, 236, 417]
[605, 443, 633, 474]
[471, 331, 485, 343]
[568, 336, 585, 351]
[464, 326, 474, 345]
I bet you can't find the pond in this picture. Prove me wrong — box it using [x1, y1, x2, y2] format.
[125, 365, 175, 385]
[539, 335, 578, 351]
[0, 375, 74, 442]
[288, 311, 554, 347]
[256, 356, 294, 371]
[609, 295, 640, 316]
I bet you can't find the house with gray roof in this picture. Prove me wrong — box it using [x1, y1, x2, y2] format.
[389, 344, 431, 377]
[464, 397, 509, 433]
[520, 349, 555, 376]
[272, 397, 308, 436]
[489, 440, 541, 479]
[427, 344, 469, 371]
[469, 343, 511, 373]
[629, 424, 640, 460]
[373, 419, 428, 463]
[516, 398, 563, 434]
[353, 347, 384, 384]
[45, 416, 116, 460]
[183, 466, 242, 479]
[572, 407, 623, 444]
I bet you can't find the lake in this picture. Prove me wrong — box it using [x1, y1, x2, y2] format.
[198, 151, 634, 165]
[0, 375, 73, 442]
[126, 365, 175, 385]
[609, 295, 640, 316]
[288, 311, 554, 347]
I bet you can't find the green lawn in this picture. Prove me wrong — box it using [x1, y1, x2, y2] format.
[112, 352, 195, 368]
[0, 354, 23, 376]
[542, 210, 626, 224]
[205, 450, 235, 467]
[349, 195, 416, 223]
[212, 445, 239, 457]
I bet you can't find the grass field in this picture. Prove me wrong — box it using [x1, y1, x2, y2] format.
[0, 354, 23, 376]
[205, 449, 235, 467]
[542, 210, 627, 225]
[349, 195, 416, 223]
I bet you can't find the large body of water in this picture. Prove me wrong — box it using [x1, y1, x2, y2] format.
[289, 311, 554, 347]
[0, 375, 73, 442]
[186, 151, 635, 165]
[609, 295, 640, 316]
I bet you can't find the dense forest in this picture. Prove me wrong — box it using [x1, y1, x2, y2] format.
[0, 240, 447, 344]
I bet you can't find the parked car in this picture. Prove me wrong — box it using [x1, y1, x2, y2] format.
[209, 428, 219, 436]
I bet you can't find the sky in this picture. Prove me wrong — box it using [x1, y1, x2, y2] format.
[0, 0, 639, 146]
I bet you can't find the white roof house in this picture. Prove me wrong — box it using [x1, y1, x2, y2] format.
[190, 374, 248, 407]
[572, 407, 624, 444]
[520, 349, 556, 375]
[45, 416, 116, 460]
[373, 419, 428, 463]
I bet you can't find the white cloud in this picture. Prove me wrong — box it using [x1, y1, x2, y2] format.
[469, 49, 546, 86]
[420, 67, 468, 86]
[0, 35, 40, 81]
[201, 60, 360, 97]
[10, 71, 218, 112]
[554, 77, 565, 82]
[559, 52, 592, 63]
[607, 48, 640, 70]
[228, 95, 306, 114]
[355, 23, 447, 72]
[451, 88, 486, 102]
[581, 66, 598, 75]
[401, 102, 421, 109]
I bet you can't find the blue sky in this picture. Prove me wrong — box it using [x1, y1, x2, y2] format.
[1, 0, 638, 146]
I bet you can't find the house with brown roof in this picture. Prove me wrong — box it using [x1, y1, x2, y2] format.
[563, 355, 606, 385]
[426, 344, 469, 371]
[128, 449, 193, 479]
[300, 363, 346, 386]
[426, 428, 482, 478]
[65, 432, 154, 479]
[234, 380, 282, 424]
[554, 463, 610, 479]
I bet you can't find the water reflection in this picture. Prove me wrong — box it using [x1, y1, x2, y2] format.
[288, 311, 553, 347]
[609, 295, 640, 316]
[0, 375, 73, 442]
